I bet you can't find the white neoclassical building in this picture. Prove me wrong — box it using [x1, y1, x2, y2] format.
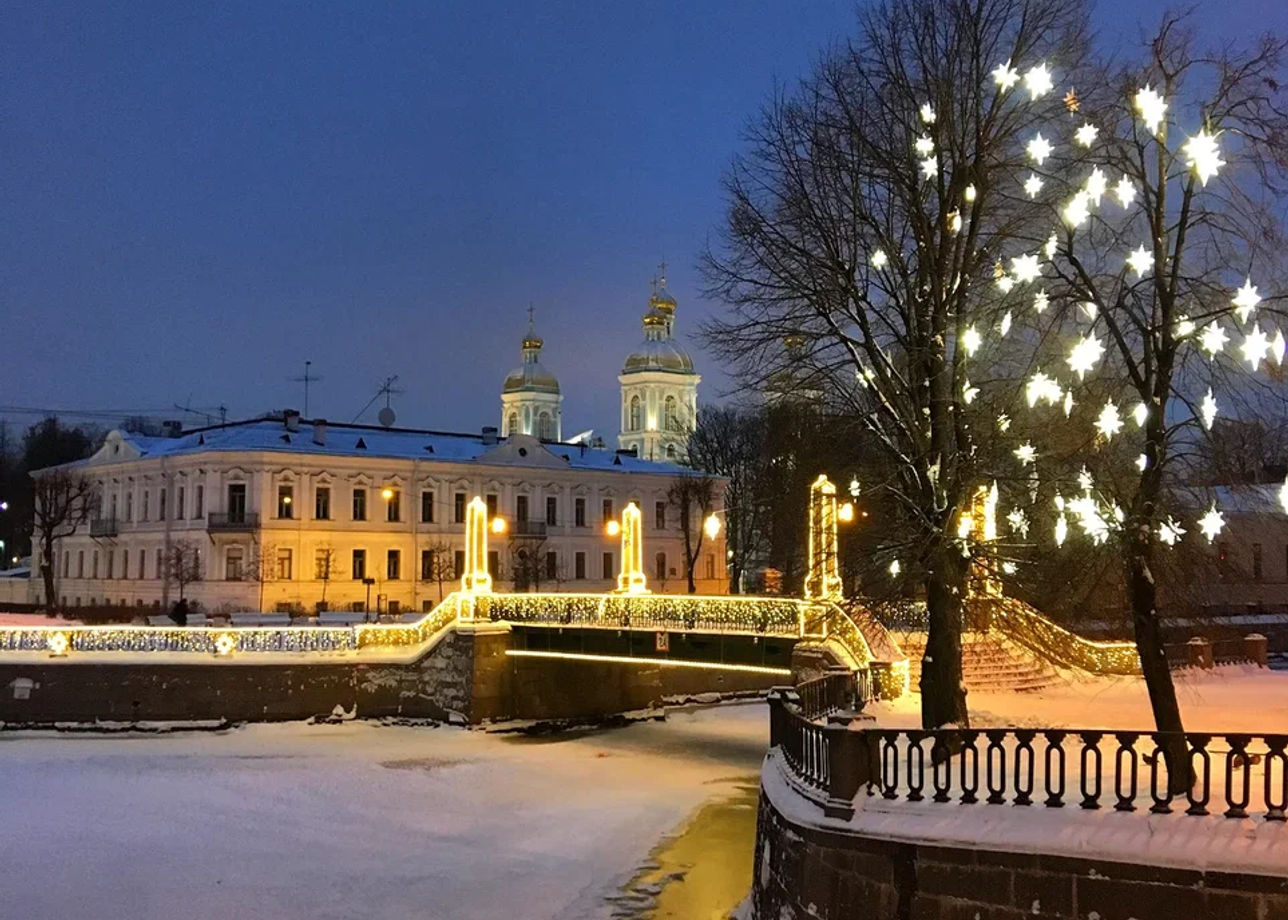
[618, 277, 701, 461]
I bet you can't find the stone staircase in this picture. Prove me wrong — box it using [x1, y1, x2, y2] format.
[896, 630, 1063, 693]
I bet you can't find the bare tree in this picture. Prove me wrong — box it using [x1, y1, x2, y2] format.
[32, 468, 95, 611]
[313, 543, 345, 611]
[164, 539, 203, 602]
[422, 539, 456, 603]
[667, 475, 717, 593]
[687, 406, 767, 593]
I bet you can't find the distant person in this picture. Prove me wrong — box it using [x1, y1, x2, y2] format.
[169, 597, 189, 626]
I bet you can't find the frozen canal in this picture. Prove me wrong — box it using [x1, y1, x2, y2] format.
[0, 702, 769, 920]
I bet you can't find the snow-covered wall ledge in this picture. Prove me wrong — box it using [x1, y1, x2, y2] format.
[753, 751, 1288, 919]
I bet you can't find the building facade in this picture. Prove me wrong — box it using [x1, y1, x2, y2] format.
[37, 415, 727, 615]
[618, 278, 701, 461]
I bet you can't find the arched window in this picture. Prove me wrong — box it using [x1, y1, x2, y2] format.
[507, 412, 518, 436]
[537, 412, 553, 440]
[665, 444, 677, 460]
[629, 395, 642, 430]
[664, 396, 678, 431]
[655, 551, 667, 580]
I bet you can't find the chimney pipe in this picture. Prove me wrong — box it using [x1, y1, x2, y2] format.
[482, 426, 499, 445]
[284, 409, 301, 432]
[312, 419, 327, 446]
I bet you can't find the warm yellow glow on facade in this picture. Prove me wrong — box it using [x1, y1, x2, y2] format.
[380, 487, 394, 501]
[490, 516, 508, 535]
[615, 501, 649, 594]
[703, 513, 721, 540]
[461, 496, 493, 595]
[838, 502, 854, 523]
[804, 474, 844, 601]
[605, 519, 621, 537]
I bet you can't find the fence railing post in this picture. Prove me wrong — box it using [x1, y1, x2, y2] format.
[767, 686, 797, 748]
[1186, 636, 1213, 670]
[823, 719, 865, 820]
[1244, 633, 1268, 668]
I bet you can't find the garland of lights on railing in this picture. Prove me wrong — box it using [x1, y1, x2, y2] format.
[993, 596, 1140, 675]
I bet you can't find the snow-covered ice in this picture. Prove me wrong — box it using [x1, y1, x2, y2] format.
[0, 702, 769, 920]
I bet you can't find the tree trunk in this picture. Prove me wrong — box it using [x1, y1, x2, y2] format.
[39, 546, 57, 613]
[920, 546, 970, 731]
[1125, 538, 1192, 793]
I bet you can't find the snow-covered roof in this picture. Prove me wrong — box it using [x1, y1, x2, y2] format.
[73, 418, 697, 478]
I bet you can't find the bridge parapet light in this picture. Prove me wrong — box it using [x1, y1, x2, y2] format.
[461, 496, 494, 597]
[804, 474, 844, 602]
[615, 502, 649, 595]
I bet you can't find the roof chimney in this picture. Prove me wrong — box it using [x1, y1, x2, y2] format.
[283, 409, 301, 432]
[161, 420, 183, 438]
[312, 419, 327, 446]
[482, 426, 499, 445]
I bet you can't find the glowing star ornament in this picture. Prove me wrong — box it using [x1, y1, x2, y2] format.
[1175, 316, 1196, 338]
[962, 325, 982, 356]
[1280, 480, 1288, 515]
[1011, 253, 1041, 284]
[889, 559, 902, 576]
[1095, 401, 1123, 440]
[1183, 129, 1224, 185]
[920, 102, 936, 124]
[1136, 453, 1149, 471]
[1063, 390, 1075, 416]
[1025, 371, 1062, 407]
[1023, 63, 1053, 99]
[998, 310, 1013, 337]
[1273, 330, 1286, 366]
[997, 414, 1011, 432]
[1024, 173, 1044, 198]
[962, 380, 979, 404]
[1199, 323, 1228, 357]
[1026, 133, 1053, 165]
[1085, 167, 1108, 206]
[1133, 402, 1149, 427]
[1067, 333, 1104, 379]
[1044, 233, 1058, 259]
[997, 275, 1016, 294]
[1233, 279, 1261, 323]
[1126, 244, 1154, 277]
[964, 184, 977, 203]
[1200, 388, 1218, 430]
[915, 134, 935, 156]
[1113, 175, 1136, 208]
[1033, 289, 1050, 313]
[992, 60, 1020, 91]
[1063, 89, 1080, 112]
[1006, 508, 1030, 538]
[1134, 85, 1168, 136]
[1054, 513, 1068, 546]
[1241, 326, 1271, 369]
[1159, 517, 1186, 546]
[947, 210, 962, 234]
[870, 249, 888, 269]
[920, 155, 938, 180]
[1063, 192, 1091, 228]
[1014, 442, 1037, 465]
[1197, 504, 1225, 543]
[1074, 123, 1099, 147]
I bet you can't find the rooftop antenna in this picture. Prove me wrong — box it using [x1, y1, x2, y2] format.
[353, 375, 405, 426]
[290, 361, 323, 417]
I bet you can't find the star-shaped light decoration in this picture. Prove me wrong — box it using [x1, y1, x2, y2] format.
[1113, 175, 1136, 208]
[1067, 333, 1104, 378]
[962, 325, 982, 356]
[1199, 323, 1228, 358]
[920, 155, 938, 180]
[1033, 289, 1050, 313]
[1054, 513, 1068, 546]
[915, 134, 935, 156]
[962, 380, 979, 404]
[1134, 85, 1168, 136]
[1133, 402, 1149, 427]
[1074, 122, 1099, 147]
[1183, 129, 1224, 185]
[1136, 453, 1149, 471]
[1025, 371, 1062, 407]
[870, 249, 888, 269]
[1063, 191, 1091, 228]
[1024, 63, 1054, 99]
[1026, 133, 1053, 165]
[998, 310, 1013, 336]
[1197, 504, 1225, 543]
[1007, 508, 1030, 538]
[889, 559, 901, 576]
[1044, 233, 1058, 259]
[992, 60, 1020, 91]
[997, 414, 1011, 432]
[920, 102, 936, 124]
[1063, 88, 1080, 112]
[1014, 441, 1037, 465]
[1024, 173, 1044, 198]
[1158, 516, 1186, 546]
[1085, 167, 1108, 206]
[1241, 326, 1271, 369]
[1200, 387, 1218, 429]
[947, 210, 962, 234]
[1233, 279, 1261, 323]
[997, 275, 1016, 294]
[1080, 300, 1098, 320]
[964, 184, 977, 202]
[1279, 480, 1288, 515]
[1011, 253, 1041, 284]
[1272, 330, 1286, 365]
[1126, 244, 1154, 277]
[1002, 561, 1017, 575]
[1077, 466, 1095, 493]
[1095, 401, 1123, 439]
[1175, 316, 1196, 338]
[1063, 390, 1074, 416]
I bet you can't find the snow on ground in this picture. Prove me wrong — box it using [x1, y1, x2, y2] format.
[0, 702, 769, 920]
[869, 664, 1288, 734]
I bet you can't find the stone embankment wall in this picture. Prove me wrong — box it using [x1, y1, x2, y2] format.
[753, 790, 1288, 919]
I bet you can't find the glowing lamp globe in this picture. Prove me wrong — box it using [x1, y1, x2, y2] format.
[838, 502, 855, 523]
[703, 513, 721, 540]
[605, 520, 621, 537]
[381, 487, 394, 501]
[490, 517, 507, 535]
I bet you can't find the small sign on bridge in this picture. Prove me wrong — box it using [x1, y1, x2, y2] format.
[655, 631, 669, 652]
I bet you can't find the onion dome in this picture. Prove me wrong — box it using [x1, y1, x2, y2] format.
[503, 311, 560, 394]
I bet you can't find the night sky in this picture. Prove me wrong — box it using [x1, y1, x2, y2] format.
[3, 1, 1284, 441]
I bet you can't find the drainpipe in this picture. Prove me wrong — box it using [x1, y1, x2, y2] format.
[411, 457, 420, 615]
[160, 456, 172, 610]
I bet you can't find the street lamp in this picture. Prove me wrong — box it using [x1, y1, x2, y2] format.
[604, 519, 621, 537]
[381, 487, 394, 502]
[490, 516, 508, 535]
[838, 502, 855, 523]
[703, 513, 721, 540]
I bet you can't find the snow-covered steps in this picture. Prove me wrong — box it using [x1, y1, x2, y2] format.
[896, 630, 1063, 693]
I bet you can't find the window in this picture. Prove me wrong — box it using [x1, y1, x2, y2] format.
[138, 550, 146, 579]
[385, 489, 401, 522]
[315, 487, 331, 520]
[77, 550, 84, 578]
[655, 552, 666, 580]
[106, 550, 114, 580]
[629, 395, 642, 430]
[545, 551, 557, 581]
[277, 484, 294, 519]
[352, 549, 367, 580]
[125, 491, 133, 522]
[61, 551, 68, 577]
[352, 487, 367, 521]
[454, 550, 466, 578]
[155, 549, 163, 579]
[575, 497, 586, 527]
[91, 551, 99, 579]
[227, 483, 246, 523]
[421, 491, 434, 523]
[537, 411, 553, 440]
[655, 501, 666, 530]
[506, 411, 518, 436]
[194, 484, 204, 519]
[602, 498, 614, 523]
[226, 547, 244, 581]
[159, 487, 167, 521]
[705, 554, 715, 580]
[1253, 543, 1263, 582]
[666, 444, 677, 460]
[546, 496, 558, 526]
[315, 549, 333, 580]
[177, 486, 185, 520]
[488, 550, 499, 577]
[575, 552, 586, 579]
[387, 549, 400, 580]
[602, 552, 614, 580]
[110, 493, 118, 520]
[141, 490, 150, 521]
[454, 492, 467, 524]
[121, 549, 129, 580]
[516, 495, 529, 523]
[664, 395, 678, 431]
[486, 494, 498, 517]
[421, 549, 433, 581]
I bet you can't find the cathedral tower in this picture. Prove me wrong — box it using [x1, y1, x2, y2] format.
[501, 309, 562, 441]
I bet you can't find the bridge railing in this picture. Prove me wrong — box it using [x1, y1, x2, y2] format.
[768, 689, 1288, 823]
[796, 668, 875, 721]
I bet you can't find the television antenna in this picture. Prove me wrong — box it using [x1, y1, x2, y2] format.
[289, 361, 323, 417]
[353, 375, 405, 426]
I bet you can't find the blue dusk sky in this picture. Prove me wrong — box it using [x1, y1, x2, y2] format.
[2, 1, 1285, 440]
